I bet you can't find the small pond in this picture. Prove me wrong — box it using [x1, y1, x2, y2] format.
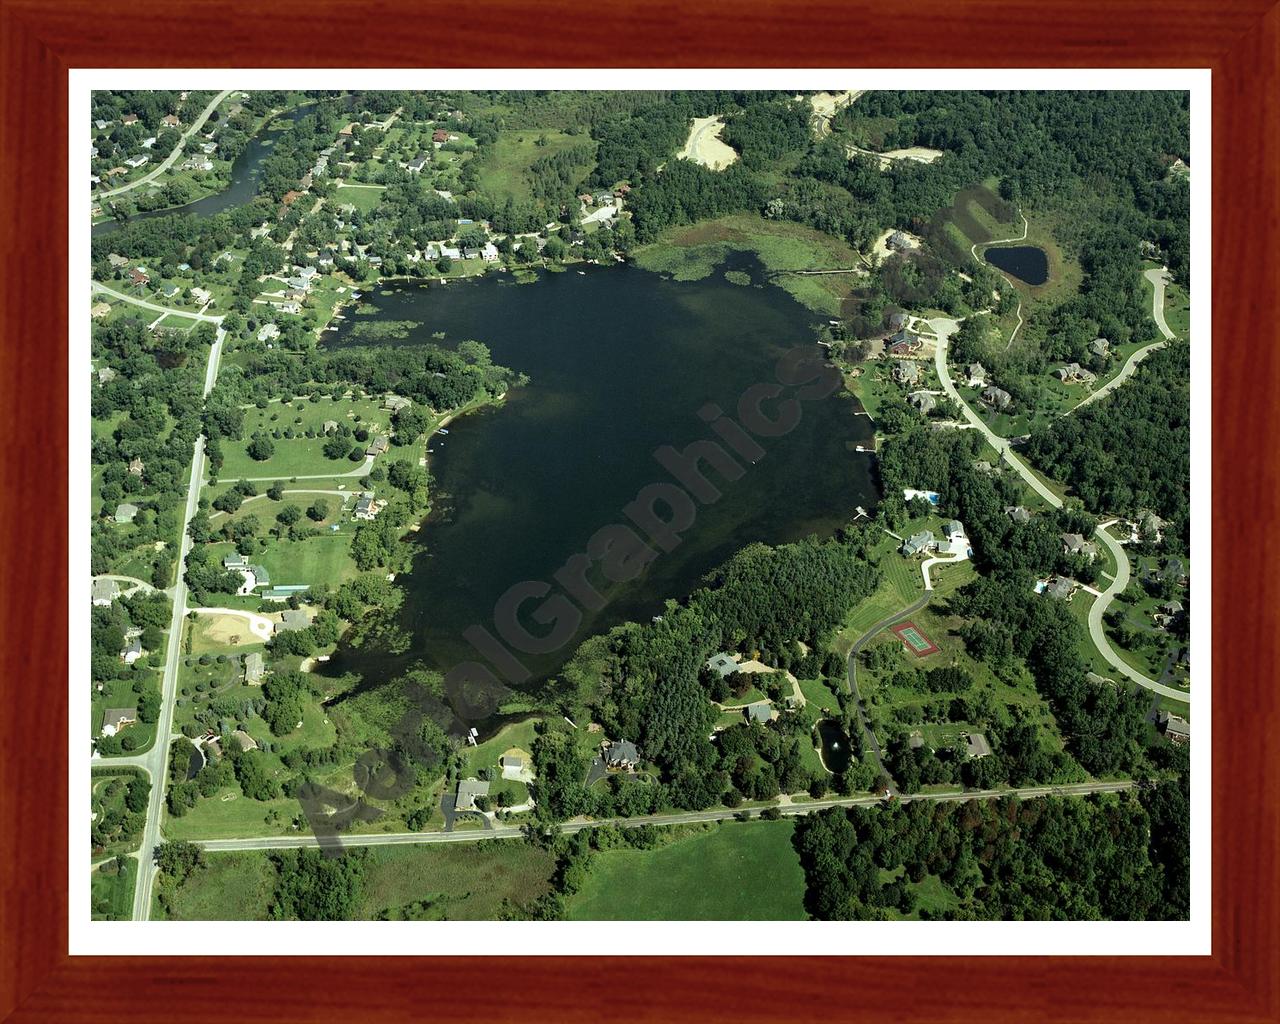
[815, 719, 852, 774]
[983, 245, 1049, 286]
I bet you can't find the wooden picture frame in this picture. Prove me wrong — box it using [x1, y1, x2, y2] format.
[2, 1, 1275, 1019]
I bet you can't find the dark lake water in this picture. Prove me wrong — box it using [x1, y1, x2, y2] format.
[322, 257, 879, 696]
[983, 245, 1049, 286]
[815, 719, 851, 774]
[92, 104, 312, 239]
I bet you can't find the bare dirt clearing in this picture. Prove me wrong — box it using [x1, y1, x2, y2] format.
[678, 116, 738, 170]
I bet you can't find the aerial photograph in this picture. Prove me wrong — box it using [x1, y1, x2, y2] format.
[86, 87, 1192, 924]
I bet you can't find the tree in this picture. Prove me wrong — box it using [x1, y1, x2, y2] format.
[154, 840, 204, 882]
[307, 499, 330, 522]
[277, 504, 302, 527]
[247, 435, 275, 462]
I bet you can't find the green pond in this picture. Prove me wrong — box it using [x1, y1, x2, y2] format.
[322, 255, 879, 703]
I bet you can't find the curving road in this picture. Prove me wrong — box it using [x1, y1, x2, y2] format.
[1074, 267, 1174, 411]
[92, 281, 223, 323]
[97, 90, 234, 199]
[929, 316, 1063, 509]
[1089, 523, 1190, 702]
[195, 779, 1136, 853]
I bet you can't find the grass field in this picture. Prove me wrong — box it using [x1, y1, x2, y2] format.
[565, 820, 808, 921]
[91, 858, 137, 921]
[252, 531, 360, 590]
[217, 396, 391, 480]
[355, 841, 556, 920]
[475, 129, 595, 202]
[333, 184, 385, 213]
[155, 850, 276, 921]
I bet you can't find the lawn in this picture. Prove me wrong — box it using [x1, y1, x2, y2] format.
[216, 396, 391, 480]
[333, 183, 385, 213]
[252, 531, 360, 591]
[565, 820, 808, 921]
[162, 787, 302, 841]
[91, 859, 137, 921]
[461, 717, 542, 778]
[154, 850, 276, 921]
[353, 841, 556, 920]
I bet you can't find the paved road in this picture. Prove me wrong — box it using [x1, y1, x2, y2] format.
[130, 321, 225, 921]
[195, 780, 1136, 853]
[220, 457, 374, 484]
[92, 282, 223, 323]
[97, 90, 233, 199]
[1074, 268, 1174, 411]
[967, 210, 1028, 352]
[929, 317, 1063, 509]
[1089, 522, 1190, 703]
[843, 593, 932, 793]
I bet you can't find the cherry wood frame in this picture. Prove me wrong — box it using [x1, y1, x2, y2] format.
[2, 1, 1276, 1020]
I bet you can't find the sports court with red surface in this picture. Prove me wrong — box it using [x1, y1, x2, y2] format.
[890, 620, 939, 657]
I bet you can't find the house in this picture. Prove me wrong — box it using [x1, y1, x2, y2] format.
[141, 137, 157, 150]
[281, 190, 303, 207]
[383, 394, 412, 413]
[100, 707, 137, 737]
[114, 503, 139, 524]
[972, 460, 996, 475]
[1158, 711, 1190, 744]
[1005, 505, 1031, 525]
[339, 122, 356, 137]
[250, 565, 271, 590]
[365, 436, 390, 457]
[275, 610, 311, 633]
[888, 230, 912, 251]
[322, 419, 340, 434]
[432, 129, 450, 143]
[299, 172, 313, 190]
[285, 276, 311, 291]
[353, 494, 386, 521]
[604, 740, 640, 769]
[190, 287, 211, 306]
[1044, 577, 1075, 601]
[705, 652, 738, 679]
[981, 386, 1012, 410]
[122, 113, 139, 125]
[200, 141, 218, 155]
[578, 193, 594, 205]
[257, 323, 280, 342]
[223, 553, 250, 571]
[121, 636, 144, 665]
[107, 253, 131, 268]
[462, 246, 481, 260]
[124, 155, 149, 169]
[1090, 337, 1110, 357]
[128, 457, 145, 476]
[907, 391, 936, 414]
[500, 754, 524, 779]
[161, 113, 180, 127]
[455, 777, 490, 812]
[893, 360, 921, 385]
[962, 732, 993, 759]
[1160, 556, 1187, 585]
[128, 268, 150, 287]
[91, 302, 112, 320]
[91, 578, 119, 607]
[901, 530, 936, 557]
[407, 154, 429, 173]
[285, 288, 307, 301]
[95, 119, 111, 130]
[1055, 362, 1096, 385]
[231, 730, 258, 752]
[232, 566, 258, 596]
[161, 285, 180, 299]
[96, 365, 117, 384]
[278, 302, 301, 316]
[1061, 533, 1099, 560]
[1138, 510, 1165, 541]
[616, 182, 631, 195]
[481, 242, 500, 262]
[243, 652, 265, 685]
[887, 311, 910, 331]
[746, 703, 774, 725]
[182, 157, 213, 172]
[1159, 599, 1185, 620]
[943, 519, 968, 550]
[966, 362, 987, 387]
[886, 329, 920, 355]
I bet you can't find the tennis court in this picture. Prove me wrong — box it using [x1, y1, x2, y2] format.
[890, 620, 940, 657]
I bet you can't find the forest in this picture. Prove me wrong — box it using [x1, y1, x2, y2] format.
[793, 779, 1189, 920]
[1024, 342, 1191, 545]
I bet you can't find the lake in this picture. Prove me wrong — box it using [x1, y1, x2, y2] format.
[322, 256, 880, 696]
[92, 104, 313, 239]
[983, 245, 1049, 286]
